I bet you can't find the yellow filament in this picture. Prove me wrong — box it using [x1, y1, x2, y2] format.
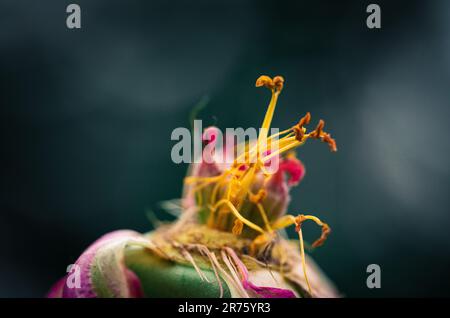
[256, 203, 273, 232]
[297, 227, 312, 295]
[271, 215, 296, 231]
[271, 213, 329, 296]
[233, 164, 257, 207]
[213, 199, 265, 234]
[185, 174, 224, 185]
[234, 128, 293, 165]
[258, 90, 280, 143]
[247, 188, 272, 232]
[210, 176, 228, 204]
[195, 188, 203, 206]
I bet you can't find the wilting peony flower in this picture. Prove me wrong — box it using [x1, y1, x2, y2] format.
[48, 75, 339, 298]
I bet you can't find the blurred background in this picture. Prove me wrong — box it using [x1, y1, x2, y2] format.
[1, 0, 450, 297]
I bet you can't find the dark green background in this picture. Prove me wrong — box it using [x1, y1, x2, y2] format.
[1, 0, 450, 297]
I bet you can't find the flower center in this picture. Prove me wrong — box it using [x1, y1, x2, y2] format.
[184, 75, 338, 295]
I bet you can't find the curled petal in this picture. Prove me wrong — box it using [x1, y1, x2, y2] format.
[48, 230, 149, 298]
[225, 247, 296, 298]
[244, 281, 296, 298]
[255, 156, 305, 221]
[272, 156, 305, 187]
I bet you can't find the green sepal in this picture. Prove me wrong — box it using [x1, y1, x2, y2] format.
[125, 246, 231, 298]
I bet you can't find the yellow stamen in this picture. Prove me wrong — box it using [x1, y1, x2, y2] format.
[271, 214, 297, 231]
[248, 189, 267, 204]
[295, 215, 331, 248]
[271, 213, 331, 295]
[195, 188, 203, 206]
[210, 175, 228, 204]
[296, 226, 312, 295]
[246, 189, 272, 232]
[213, 199, 265, 234]
[256, 75, 284, 150]
[272, 214, 331, 248]
[256, 203, 273, 232]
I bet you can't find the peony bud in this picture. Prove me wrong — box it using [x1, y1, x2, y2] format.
[49, 75, 339, 298]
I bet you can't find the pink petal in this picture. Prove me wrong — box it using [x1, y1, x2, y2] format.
[224, 247, 296, 298]
[47, 230, 145, 298]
